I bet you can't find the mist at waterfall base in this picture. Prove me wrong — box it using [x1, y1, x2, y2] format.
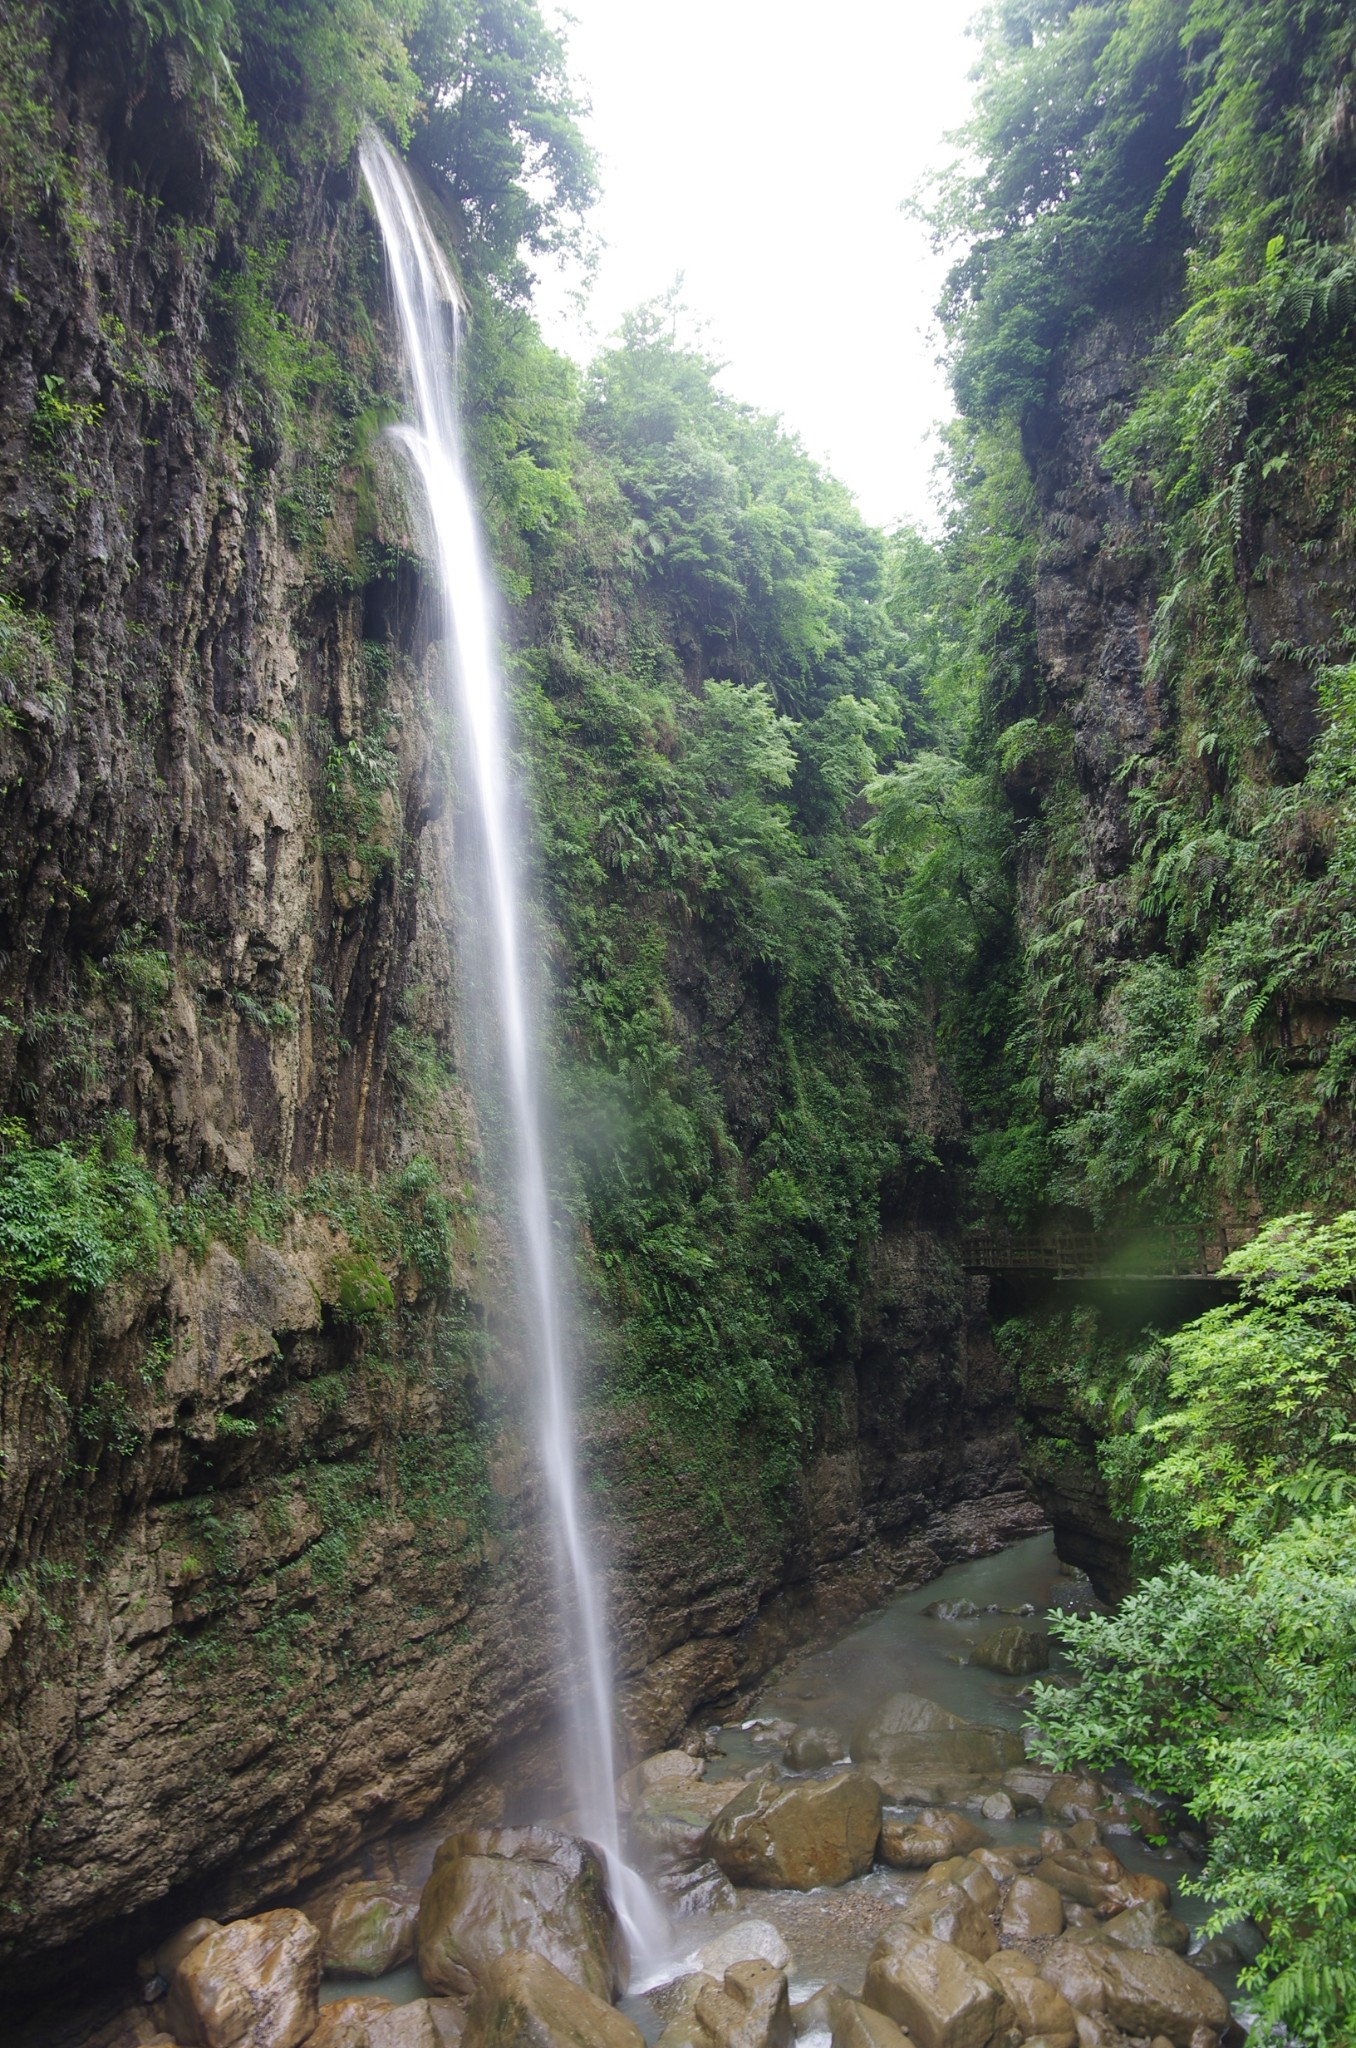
[359, 133, 666, 1978]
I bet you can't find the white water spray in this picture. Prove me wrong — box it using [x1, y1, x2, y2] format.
[358, 135, 664, 1975]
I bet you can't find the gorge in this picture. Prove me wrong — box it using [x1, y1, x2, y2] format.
[2, 2, 1356, 2044]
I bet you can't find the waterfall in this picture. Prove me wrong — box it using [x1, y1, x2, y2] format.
[358, 134, 664, 1974]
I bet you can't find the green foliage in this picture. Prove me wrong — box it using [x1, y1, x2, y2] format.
[302, 1157, 452, 1294]
[329, 1251, 395, 1323]
[457, 309, 927, 1511]
[1031, 1512, 1356, 2045]
[321, 732, 401, 881]
[409, 0, 597, 298]
[0, 1114, 168, 1311]
[1027, 1218, 1356, 2040]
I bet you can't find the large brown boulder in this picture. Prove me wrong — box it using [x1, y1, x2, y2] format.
[853, 1695, 1023, 1803]
[707, 1769, 882, 1890]
[165, 1910, 321, 2048]
[832, 2000, 914, 2048]
[460, 1949, 643, 2048]
[307, 1998, 459, 2048]
[970, 1628, 1048, 1677]
[321, 1884, 420, 1978]
[1102, 1902, 1190, 1954]
[899, 1881, 998, 1962]
[616, 1750, 705, 1812]
[1000, 1876, 1064, 1941]
[878, 1809, 989, 1869]
[926, 1856, 1002, 1916]
[694, 1958, 795, 2048]
[983, 1954, 1076, 2048]
[785, 1726, 847, 1771]
[630, 1780, 745, 1870]
[863, 1925, 1014, 2048]
[418, 1828, 623, 2002]
[1040, 1939, 1229, 2047]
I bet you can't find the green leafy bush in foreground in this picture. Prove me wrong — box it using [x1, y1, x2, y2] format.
[1032, 1511, 1356, 2046]
[1030, 1212, 1356, 2044]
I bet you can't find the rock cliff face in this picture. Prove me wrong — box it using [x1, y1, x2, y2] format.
[0, 32, 1035, 2017]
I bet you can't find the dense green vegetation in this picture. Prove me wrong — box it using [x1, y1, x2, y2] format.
[923, 6, 1356, 2040]
[1032, 1216, 1356, 2041]
[454, 288, 930, 1512]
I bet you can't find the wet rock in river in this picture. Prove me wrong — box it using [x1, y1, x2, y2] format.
[898, 1879, 999, 1961]
[630, 1779, 746, 1870]
[852, 1693, 1024, 1803]
[417, 1827, 623, 2002]
[460, 1948, 643, 2048]
[654, 1971, 721, 2048]
[878, 1807, 989, 1868]
[785, 1724, 848, 1771]
[926, 1855, 1002, 1916]
[1102, 1902, 1190, 1955]
[970, 1627, 1048, 1677]
[143, 1917, 224, 1986]
[978, 1793, 1015, 1824]
[831, 1998, 914, 2048]
[655, 1859, 738, 1917]
[863, 1925, 1015, 2048]
[691, 1917, 792, 1978]
[924, 1599, 979, 1621]
[320, 1883, 420, 1978]
[616, 1750, 705, 1812]
[164, 1908, 321, 2048]
[694, 1958, 795, 2048]
[1040, 1937, 1229, 2047]
[984, 1952, 1077, 2048]
[708, 1767, 882, 1889]
[308, 1996, 460, 2048]
[1000, 1874, 1065, 1939]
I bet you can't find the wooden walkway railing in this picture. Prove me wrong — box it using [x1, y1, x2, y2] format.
[962, 1226, 1239, 1279]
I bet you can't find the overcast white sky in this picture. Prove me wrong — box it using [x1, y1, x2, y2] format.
[533, 0, 981, 531]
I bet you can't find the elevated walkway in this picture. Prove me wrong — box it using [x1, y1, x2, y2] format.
[961, 1225, 1241, 1282]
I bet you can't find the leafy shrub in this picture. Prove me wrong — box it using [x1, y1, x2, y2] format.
[0, 1114, 168, 1311]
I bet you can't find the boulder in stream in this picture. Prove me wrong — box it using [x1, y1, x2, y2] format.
[693, 1958, 795, 2048]
[970, 1627, 1048, 1677]
[1040, 1937, 1229, 2046]
[863, 1925, 1014, 2048]
[616, 1751, 705, 1812]
[1000, 1874, 1065, 1939]
[878, 1808, 989, 1869]
[852, 1693, 1023, 1803]
[785, 1725, 848, 1771]
[1102, 1901, 1190, 1954]
[691, 1917, 792, 1977]
[926, 1854, 1002, 1916]
[630, 1780, 747, 1870]
[460, 1948, 643, 2048]
[655, 1860, 738, 1917]
[983, 1954, 1077, 2048]
[707, 1768, 882, 1889]
[308, 1996, 463, 2048]
[899, 1880, 999, 1961]
[164, 1908, 321, 2048]
[830, 2000, 914, 2048]
[320, 1883, 420, 1978]
[417, 1827, 623, 2002]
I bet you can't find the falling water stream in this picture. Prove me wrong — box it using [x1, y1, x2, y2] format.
[359, 133, 664, 1975]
